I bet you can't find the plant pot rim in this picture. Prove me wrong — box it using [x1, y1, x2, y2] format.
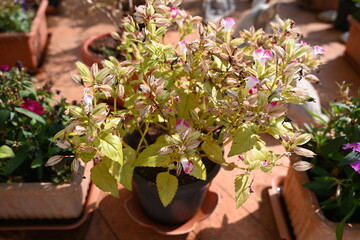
[0, 0, 48, 38]
[0, 162, 90, 192]
[81, 32, 114, 67]
[124, 189, 219, 235]
[348, 15, 360, 27]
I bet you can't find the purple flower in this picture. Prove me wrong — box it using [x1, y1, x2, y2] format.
[252, 47, 273, 64]
[342, 142, 360, 152]
[0, 64, 10, 72]
[221, 17, 235, 32]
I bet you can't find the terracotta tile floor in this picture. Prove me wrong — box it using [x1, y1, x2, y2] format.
[1, 0, 359, 239]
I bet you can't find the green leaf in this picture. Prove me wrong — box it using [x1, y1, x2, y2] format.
[75, 61, 92, 83]
[176, 90, 197, 119]
[339, 151, 360, 166]
[119, 148, 136, 190]
[228, 125, 258, 157]
[235, 174, 251, 208]
[99, 133, 123, 165]
[0, 145, 15, 159]
[188, 155, 207, 180]
[336, 205, 357, 240]
[202, 139, 225, 163]
[156, 172, 178, 207]
[90, 159, 119, 198]
[2, 148, 29, 175]
[31, 155, 43, 169]
[14, 107, 45, 124]
[134, 139, 170, 168]
[0, 109, 10, 125]
[79, 150, 96, 163]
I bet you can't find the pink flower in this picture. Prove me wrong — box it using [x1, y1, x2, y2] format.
[260, 160, 270, 167]
[249, 86, 257, 95]
[175, 118, 190, 133]
[246, 76, 260, 89]
[83, 91, 94, 114]
[252, 47, 273, 64]
[180, 157, 194, 174]
[174, 96, 180, 102]
[312, 45, 325, 56]
[221, 17, 235, 32]
[269, 101, 278, 107]
[20, 100, 44, 115]
[178, 40, 188, 54]
[170, 7, 179, 19]
[342, 142, 360, 173]
[0, 64, 10, 72]
[350, 161, 360, 174]
[342, 142, 360, 152]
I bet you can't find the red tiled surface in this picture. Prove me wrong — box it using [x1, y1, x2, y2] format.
[1, 0, 359, 239]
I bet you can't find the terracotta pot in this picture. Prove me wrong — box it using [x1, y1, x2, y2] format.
[345, 16, 360, 73]
[282, 154, 360, 240]
[132, 162, 221, 225]
[0, 0, 48, 71]
[81, 32, 118, 67]
[0, 162, 92, 219]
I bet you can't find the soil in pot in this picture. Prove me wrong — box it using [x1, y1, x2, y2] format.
[88, 34, 124, 61]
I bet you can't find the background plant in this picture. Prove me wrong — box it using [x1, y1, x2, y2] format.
[51, 0, 325, 208]
[0, 0, 40, 33]
[302, 84, 360, 239]
[0, 65, 72, 184]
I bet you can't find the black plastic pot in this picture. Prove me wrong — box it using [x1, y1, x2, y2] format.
[132, 162, 221, 226]
[334, 0, 357, 31]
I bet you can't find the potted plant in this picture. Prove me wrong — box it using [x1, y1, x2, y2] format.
[345, 0, 360, 72]
[0, 65, 91, 219]
[50, 0, 326, 225]
[283, 84, 360, 240]
[0, 0, 48, 71]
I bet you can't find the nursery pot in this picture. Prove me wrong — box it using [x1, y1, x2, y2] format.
[132, 162, 221, 225]
[0, 162, 92, 219]
[345, 15, 360, 72]
[282, 154, 360, 240]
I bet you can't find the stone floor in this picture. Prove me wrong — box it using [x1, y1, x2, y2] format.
[1, 0, 359, 239]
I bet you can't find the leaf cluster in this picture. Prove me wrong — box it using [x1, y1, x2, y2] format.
[303, 84, 360, 228]
[0, 0, 38, 33]
[55, 0, 325, 208]
[0, 66, 72, 184]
